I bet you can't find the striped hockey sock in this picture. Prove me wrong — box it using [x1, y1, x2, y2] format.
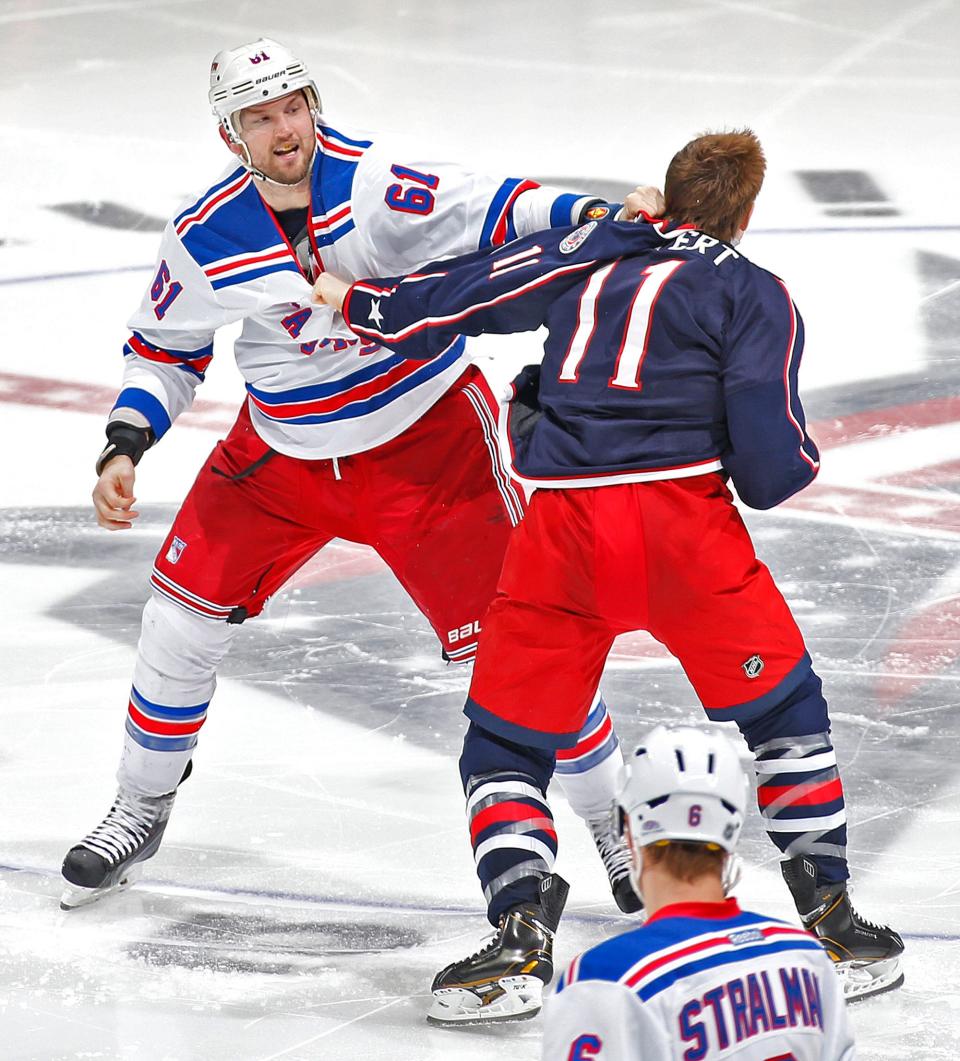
[466, 772, 558, 925]
[753, 731, 848, 885]
[117, 593, 237, 795]
[119, 684, 208, 796]
[735, 668, 848, 887]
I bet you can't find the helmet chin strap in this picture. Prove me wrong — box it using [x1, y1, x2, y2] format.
[237, 136, 317, 188]
[628, 847, 645, 906]
[226, 109, 319, 188]
[721, 853, 742, 896]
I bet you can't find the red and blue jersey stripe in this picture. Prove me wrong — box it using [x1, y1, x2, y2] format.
[245, 336, 465, 426]
[557, 903, 822, 1003]
[174, 168, 252, 237]
[479, 177, 541, 249]
[311, 202, 355, 249]
[123, 331, 214, 380]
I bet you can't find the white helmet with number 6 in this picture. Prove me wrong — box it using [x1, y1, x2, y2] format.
[209, 37, 321, 144]
[615, 725, 748, 896]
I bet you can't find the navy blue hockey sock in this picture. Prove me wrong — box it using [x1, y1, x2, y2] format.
[738, 670, 848, 887]
[460, 722, 558, 925]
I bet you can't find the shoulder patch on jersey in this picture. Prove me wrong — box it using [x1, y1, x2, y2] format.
[728, 927, 765, 946]
[559, 220, 597, 255]
[584, 204, 611, 221]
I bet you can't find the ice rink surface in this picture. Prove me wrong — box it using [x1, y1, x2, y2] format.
[2, 1, 959, 1057]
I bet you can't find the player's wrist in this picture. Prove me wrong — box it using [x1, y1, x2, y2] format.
[341, 282, 359, 329]
[96, 423, 154, 476]
[575, 197, 616, 224]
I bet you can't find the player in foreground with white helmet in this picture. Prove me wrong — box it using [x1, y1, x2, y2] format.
[542, 726, 857, 1060]
[315, 128, 903, 1023]
[60, 38, 660, 913]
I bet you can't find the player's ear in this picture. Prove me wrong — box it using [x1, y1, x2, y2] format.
[738, 201, 755, 234]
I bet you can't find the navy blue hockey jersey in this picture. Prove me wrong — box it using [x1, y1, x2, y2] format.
[341, 217, 820, 509]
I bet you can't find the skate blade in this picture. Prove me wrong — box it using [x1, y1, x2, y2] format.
[426, 976, 543, 1026]
[837, 956, 904, 1002]
[59, 864, 142, 910]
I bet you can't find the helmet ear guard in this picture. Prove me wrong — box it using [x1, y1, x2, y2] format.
[614, 725, 750, 901]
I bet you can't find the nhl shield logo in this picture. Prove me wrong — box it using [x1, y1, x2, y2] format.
[742, 654, 764, 679]
[166, 536, 188, 564]
[559, 220, 597, 254]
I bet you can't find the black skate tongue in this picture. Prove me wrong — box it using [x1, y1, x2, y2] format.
[534, 873, 570, 933]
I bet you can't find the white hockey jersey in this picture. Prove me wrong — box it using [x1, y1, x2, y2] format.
[115, 121, 599, 459]
[542, 899, 856, 1061]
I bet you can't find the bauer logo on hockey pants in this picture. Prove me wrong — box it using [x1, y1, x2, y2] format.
[559, 221, 597, 255]
[448, 620, 481, 644]
[742, 654, 765, 678]
[166, 536, 188, 564]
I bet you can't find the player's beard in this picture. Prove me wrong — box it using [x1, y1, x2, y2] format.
[252, 135, 315, 186]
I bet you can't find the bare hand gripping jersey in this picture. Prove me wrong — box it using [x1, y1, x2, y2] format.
[114, 122, 599, 458]
[342, 217, 820, 509]
[542, 900, 856, 1060]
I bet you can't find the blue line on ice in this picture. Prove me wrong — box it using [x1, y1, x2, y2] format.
[1, 860, 950, 938]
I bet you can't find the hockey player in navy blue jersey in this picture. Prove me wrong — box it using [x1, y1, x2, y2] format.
[316, 129, 903, 1022]
[543, 726, 857, 1059]
[59, 37, 659, 914]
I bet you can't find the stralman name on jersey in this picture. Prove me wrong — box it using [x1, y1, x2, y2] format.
[541, 900, 856, 1060]
[111, 121, 600, 459]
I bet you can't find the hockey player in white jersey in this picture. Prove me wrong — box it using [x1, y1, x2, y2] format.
[542, 726, 856, 1060]
[60, 38, 652, 911]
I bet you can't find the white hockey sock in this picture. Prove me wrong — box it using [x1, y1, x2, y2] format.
[117, 593, 239, 796]
[552, 693, 625, 820]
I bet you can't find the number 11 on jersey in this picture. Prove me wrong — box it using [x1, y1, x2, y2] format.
[558, 258, 686, 390]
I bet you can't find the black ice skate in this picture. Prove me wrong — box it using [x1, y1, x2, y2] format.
[427, 873, 569, 1025]
[782, 855, 904, 1002]
[589, 814, 643, 914]
[60, 763, 191, 910]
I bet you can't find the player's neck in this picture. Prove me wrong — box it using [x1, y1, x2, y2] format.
[256, 179, 311, 213]
[640, 866, 726, 919]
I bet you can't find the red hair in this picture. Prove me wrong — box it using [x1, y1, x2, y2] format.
[664, 129, 766, 242]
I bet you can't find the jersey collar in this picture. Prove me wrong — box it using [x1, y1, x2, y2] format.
[645, 897, 742, 925]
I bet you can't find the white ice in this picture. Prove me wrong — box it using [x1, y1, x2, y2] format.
[2, 1, 960, 1058]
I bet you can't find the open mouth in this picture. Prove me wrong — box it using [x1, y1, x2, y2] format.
[274, 143, 300, 160]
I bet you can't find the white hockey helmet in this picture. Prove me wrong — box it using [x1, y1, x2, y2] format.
[208, 38, 321, 144]
[615, 725, 748, 896]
